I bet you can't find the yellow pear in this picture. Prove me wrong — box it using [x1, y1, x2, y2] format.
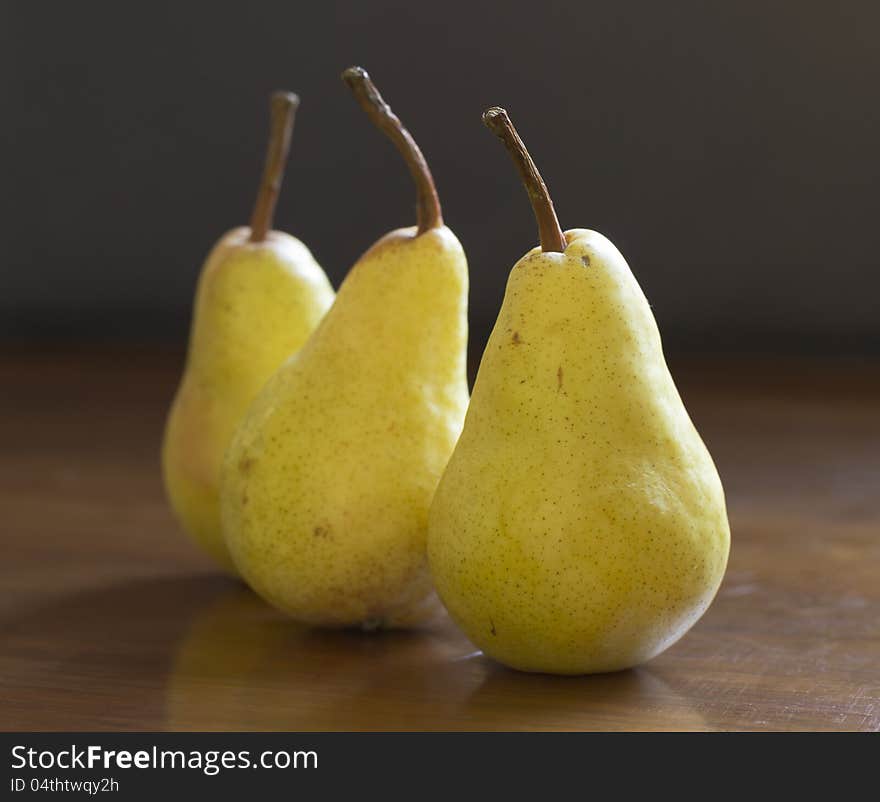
[221, 68, 469, 628]
[428, 108, 730, 674]
[162, 92, 335, 571]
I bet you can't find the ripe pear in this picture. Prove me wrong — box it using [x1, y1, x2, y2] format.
[221, 68, 469, 628]
[428, 108, 730, 674]
[162, 92, 335, 571]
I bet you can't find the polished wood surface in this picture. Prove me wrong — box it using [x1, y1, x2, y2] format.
[1, 347, 878, 731]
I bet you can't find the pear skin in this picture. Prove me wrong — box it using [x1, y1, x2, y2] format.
[221, 69, 469, 628]
[427, 109, 730, 674]
[162, 93, 334, 571]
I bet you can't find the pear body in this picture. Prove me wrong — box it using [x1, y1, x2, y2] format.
[428, 229, 729, 673]
[222, 226, 469, 627]
[162, 227, 335, 571]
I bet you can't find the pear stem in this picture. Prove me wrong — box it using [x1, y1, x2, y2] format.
[249, 91, 300, 243]
[342, 66, 442, 234]
[482, 107, 566, 253]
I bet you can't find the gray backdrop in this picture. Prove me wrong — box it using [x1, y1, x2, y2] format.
[3, 1, 878, 355]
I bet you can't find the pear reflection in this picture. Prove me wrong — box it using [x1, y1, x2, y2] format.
[164, 587, 480, 730]
[164, 583, 707, 730]
[2, 571, 706, 730]
[463, 663, 708, 731]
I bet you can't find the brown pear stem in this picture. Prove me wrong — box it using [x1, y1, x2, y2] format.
[482, 107, 566, 253]
[342, 66, 442, 234]
[249, 91, 299, 242]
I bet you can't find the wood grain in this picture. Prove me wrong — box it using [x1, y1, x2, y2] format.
[0, 347, 878, 731]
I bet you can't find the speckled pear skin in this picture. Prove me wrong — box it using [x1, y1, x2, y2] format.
[162, 228, 335, 571]
[428, 228, 730, 674]
[221, 225, 469, 628]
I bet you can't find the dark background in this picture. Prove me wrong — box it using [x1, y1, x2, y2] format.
[3, 1, 879, 356]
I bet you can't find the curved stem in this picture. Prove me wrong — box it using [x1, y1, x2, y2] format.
[482, 107, 566, 253]
[249, 91, 299, 242]
[342, 66, 442, 234]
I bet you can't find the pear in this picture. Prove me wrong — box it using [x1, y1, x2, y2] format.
[428, 107, 730, 674]
[162, 92, 335, 571]
[221, 68, 469, 628]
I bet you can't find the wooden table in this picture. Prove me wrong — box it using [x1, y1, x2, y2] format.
[1, 347, 878, 731]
